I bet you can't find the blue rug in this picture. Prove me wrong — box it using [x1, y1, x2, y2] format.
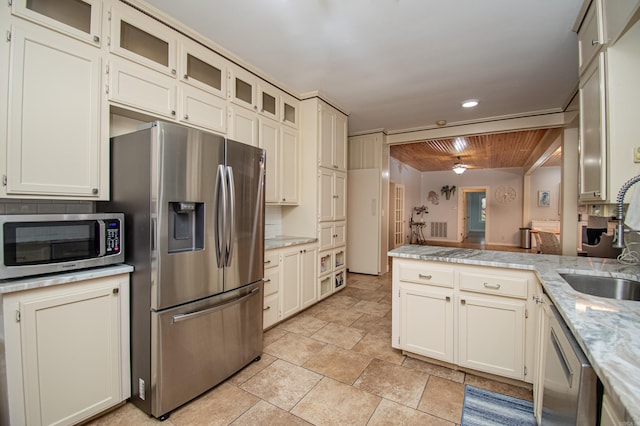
[461, 385, 536, 426]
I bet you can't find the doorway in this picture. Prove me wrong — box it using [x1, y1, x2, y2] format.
[458, 187, 488, 243]
[389, 183, 405, 249]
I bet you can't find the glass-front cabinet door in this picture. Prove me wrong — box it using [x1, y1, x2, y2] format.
[281, 92, 299, 129]
[258, 82, 280, 121]
[12, 0, 102, 46]
[179, 40, 227, 99]
[229, 68, 257, 110]
[109, 6, 177, 76]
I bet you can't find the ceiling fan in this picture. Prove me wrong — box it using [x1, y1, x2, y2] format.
[452, 156, 468, 174]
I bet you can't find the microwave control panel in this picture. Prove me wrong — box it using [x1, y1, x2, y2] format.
[105, 219, 121, 254]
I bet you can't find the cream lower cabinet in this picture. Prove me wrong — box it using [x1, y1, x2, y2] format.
[392, 258, 538, 384]
[2, 273, 130, 426]
[281, 243, 318, 318]
[263, 250, 281, 329]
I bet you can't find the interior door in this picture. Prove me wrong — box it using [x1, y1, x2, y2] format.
[347, 169, 380, 275]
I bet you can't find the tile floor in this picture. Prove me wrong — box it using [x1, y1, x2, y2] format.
[88, 270, 532, 426]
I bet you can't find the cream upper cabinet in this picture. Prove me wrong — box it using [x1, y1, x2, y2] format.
[318, 169, 346, 222]
[258, 82, 280, 121]
[602, 0, 640, 45]
[318, 221, 346, 251]
[178, 39, 227, 99]
[229, 67, 258, 111]
[11, 0, 102, 47]
[280, 126, 299, 204]
[228, 105, 258, 146]
[260, 118, 298, 205]
[109, 5, 177, 77]
[318, 102, 347, 171]
[178, 84, 227, 134]
[4, 23, 107, 199]
[578, 0, 604, 74]
[281, 92, 299, 129]
[2, 274, 130, 426]
[108, 58, 177, 119]
[260, 117, 280, 203]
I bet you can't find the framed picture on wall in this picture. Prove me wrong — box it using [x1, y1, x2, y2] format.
[538, 190, 551, 207]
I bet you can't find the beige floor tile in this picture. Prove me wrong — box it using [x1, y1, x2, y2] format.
[240, 359, 322, 411]
[276, 314, 328, 336]
[402, 357, 465, 384]
[303, 344, 373, 385]
[310, 322, 365, 350]
[170, 382, 259, 426]
[227, 353, 277, 385]
[264, 332, 326, 365]
[291, 377, 381, 425]
[352, 333, 406, 365]
[263, 327, 288, 346]
[231, 400, 311, 425]
[352, 299, 391, 317]
[353, 358, 429, 408]
[320, 294, 359, 309]
[342, 286, 387, 302]
[85, 402, 168, 425]
[368, 398, 455, 426]
[346, 279, 381, 291]
[464, 374, 533, 401]
[417, 376, 465, 424]
[313, 305, 364, 326]
[350, 313, 392, 337]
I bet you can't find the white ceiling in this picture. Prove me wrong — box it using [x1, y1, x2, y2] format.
[142, 0, 584, 134]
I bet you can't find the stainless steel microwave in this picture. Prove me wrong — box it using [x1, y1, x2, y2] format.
[0, 213, 124, 280]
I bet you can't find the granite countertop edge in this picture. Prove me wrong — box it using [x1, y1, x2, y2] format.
[265, 235, 318, 250]
[388, 245, 640, 423]
[0, 264, 135, 295]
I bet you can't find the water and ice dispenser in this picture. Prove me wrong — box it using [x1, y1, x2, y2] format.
[168, 202, 204, 253]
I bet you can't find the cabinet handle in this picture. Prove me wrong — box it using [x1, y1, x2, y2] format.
[333, 165, 338, 169]
[264, 260, 271, 264]
[264, 278, 271, 283]
[418, 274, 432, 280]
[333, 195, 339, 199]
[591, 40, 599, 46]
[461, 299, 466, 305]
[184, 74, 189, 79]
[264, 305, 271, 311]
[93, 35, 100, 43]
[445, 296, 450, 302]
[483, 282, 501, 290]
[112, 288, 119, 294]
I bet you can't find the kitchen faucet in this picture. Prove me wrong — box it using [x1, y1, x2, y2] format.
[613, 175, 640, 249]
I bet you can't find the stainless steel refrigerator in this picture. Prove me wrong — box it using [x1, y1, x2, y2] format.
[99, 121, 265, 420]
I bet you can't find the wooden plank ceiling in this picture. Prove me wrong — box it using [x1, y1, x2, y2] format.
[390, 129, 561, 172]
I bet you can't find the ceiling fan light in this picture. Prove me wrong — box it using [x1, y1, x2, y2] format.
[452, 163, 467, 174]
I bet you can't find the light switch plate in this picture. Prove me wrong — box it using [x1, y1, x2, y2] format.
[634, 147, 640, 163]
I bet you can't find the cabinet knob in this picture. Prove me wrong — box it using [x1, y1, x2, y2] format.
[171, 69, 177, 75]
[93, 35, 100, 43]
[92, 188, 99, 194]
[591, 40, 599, 46]
[282, 198, 286, 202]
[184, 74, 189, 79]
[112, 288, 119, 294]
[171, 110, 176, 116]
[446, 296, 450, 302]
[184, 114, 189, 120]
[461, 299, 466, 305]
[333, 165, 338, 169]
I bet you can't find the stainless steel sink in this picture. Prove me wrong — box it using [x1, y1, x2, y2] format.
[560, 273, 640, 301]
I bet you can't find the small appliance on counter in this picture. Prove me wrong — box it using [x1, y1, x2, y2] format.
[98, 121, 266, 420]
[0, 213, 124, 280]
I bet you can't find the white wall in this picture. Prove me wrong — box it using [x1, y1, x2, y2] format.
[390, 157, 422, 245]
[529, 166, 561, 222]
[421, 168, 524, 246]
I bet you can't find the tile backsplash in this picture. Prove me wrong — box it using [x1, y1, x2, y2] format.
[0, 200, 94, 215]
[265, 206, 282, 239]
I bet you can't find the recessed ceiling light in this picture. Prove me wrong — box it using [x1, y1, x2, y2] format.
[462, 99, 479, 108]
[435, 120, 447, 126]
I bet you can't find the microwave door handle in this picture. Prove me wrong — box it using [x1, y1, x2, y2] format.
[97, 220, 106, 256]
[214, 165, 226, 268]
[225, 166, 235, 267]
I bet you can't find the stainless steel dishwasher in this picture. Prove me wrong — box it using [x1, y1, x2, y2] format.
[542, 303, 599, 425]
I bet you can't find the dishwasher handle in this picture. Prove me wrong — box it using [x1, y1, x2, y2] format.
[550, 327, 574, 387]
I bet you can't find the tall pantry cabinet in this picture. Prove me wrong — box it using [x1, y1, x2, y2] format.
[284, 97, 348, 300]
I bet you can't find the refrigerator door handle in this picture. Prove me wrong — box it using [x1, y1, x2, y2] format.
[214, 165, 226, 268]
[171, 287, 260, 323]
[225, 166, 235, 267]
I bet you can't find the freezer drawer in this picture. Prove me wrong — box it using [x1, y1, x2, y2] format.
[150, 282, 263, 417]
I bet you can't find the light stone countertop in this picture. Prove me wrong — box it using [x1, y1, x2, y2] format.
[0, 264, 135, 295]
[388, 245, 640, 424]
[265, 235, 317, 250]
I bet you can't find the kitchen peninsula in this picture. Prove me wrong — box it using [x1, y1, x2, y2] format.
[389, 245, 640, 424]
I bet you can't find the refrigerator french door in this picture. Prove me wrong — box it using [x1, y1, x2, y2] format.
[100, 121, 265, 419]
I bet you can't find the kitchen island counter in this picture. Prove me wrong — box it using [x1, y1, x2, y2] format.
[388, 245, 640, 424]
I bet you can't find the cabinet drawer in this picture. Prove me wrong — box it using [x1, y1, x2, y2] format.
[459, 272, 527, 299]
[264, 251, 279, 269]
[263, 267, 279, 296]
[398, 262, 454, 288]
[263, 293, 279, 329]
